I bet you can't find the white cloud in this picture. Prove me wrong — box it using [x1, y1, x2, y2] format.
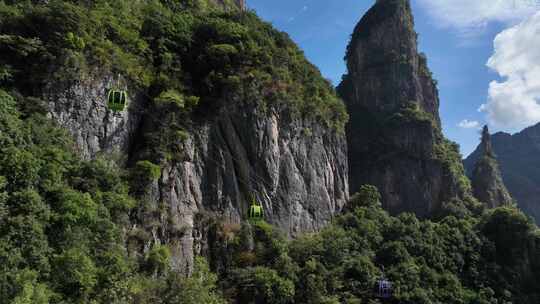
[480, 11, 540, 130]
[417, 0, 540, 32]
[458, 119, 481, 129]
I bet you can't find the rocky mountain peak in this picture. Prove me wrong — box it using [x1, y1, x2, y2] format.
[480, 125, 494, 157]
[339, 0, 469, 216]
[465, 123, 540, 222]
[342, 0, 440, 125]
[471, 125, 513, 208]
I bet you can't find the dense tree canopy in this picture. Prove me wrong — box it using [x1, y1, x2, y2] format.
[213, 186, 540, 304]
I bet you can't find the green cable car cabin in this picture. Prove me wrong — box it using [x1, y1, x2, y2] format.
[248, 199, 264, 221]
[107, 90, 127, 112]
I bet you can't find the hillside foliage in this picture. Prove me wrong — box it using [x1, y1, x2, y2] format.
[0, 0, 347, 132]
[210, 185, 540, 304]
[0, 1, 539, 304]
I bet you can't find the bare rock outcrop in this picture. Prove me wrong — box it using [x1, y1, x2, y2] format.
[339, 0, 469, 216]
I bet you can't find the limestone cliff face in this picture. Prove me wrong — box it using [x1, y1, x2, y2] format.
[470, 126, 513, 208]
[45, 72, 144, 160]
[339, 0, 468, 216]
[44, 70, 348, 273]
[341, 0, 440, 125]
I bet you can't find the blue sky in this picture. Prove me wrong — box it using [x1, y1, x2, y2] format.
[246, 0, 540, 157]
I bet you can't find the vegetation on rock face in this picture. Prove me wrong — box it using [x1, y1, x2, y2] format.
[0, 89, 226, 303]
[0, 0, 347, 133]
[433, 137, 472, 195]
[338, 0, 471, 216]
[0, 1, 347, 303]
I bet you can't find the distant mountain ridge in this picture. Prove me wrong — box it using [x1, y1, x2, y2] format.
[465, 122, 540, 222]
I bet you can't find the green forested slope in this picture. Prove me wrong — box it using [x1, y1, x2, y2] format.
[0, 1, 539, 304]
[0, 0, 347, 132]
[211, 186, 540, 303]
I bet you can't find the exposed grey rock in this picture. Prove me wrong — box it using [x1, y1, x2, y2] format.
[44, 71, 348, 274]
[44, 71, 144, 161]
[339, 0, 468, 217]
[342, 0, 440, 126]
[145, 99, 348, 272]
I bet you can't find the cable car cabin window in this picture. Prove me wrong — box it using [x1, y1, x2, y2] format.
[120, 91, 127, 105]
[249, 205, 263, 220]
[107, 90, 127, 112]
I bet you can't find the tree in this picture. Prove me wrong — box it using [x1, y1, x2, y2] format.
[349, 185, 382, 209]
[11, 270, 53, 304]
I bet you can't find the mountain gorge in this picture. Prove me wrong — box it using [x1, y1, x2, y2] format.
[1, 0, 539, 303]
